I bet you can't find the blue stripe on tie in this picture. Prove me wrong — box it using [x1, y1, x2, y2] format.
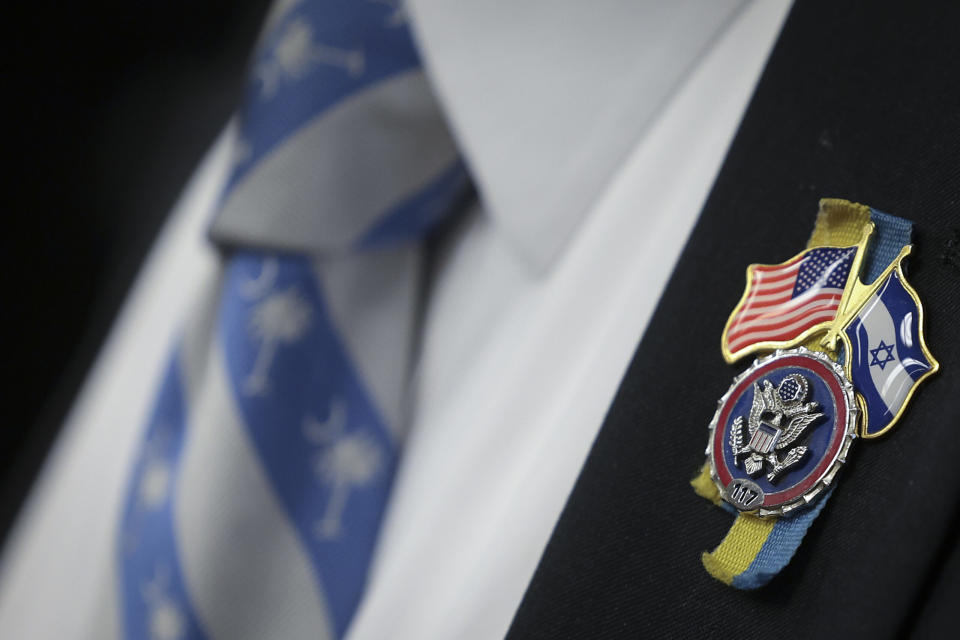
[228, 1, 420, 193]
[218, 254, 397, 637]
[119, 357, 208, 640]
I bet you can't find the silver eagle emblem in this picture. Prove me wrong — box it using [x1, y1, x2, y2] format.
[729, 373, 823, 483]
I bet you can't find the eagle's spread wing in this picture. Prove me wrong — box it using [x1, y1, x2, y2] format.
[776, 412, 822, 449]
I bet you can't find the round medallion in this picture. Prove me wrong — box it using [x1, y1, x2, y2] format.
[707, 347, 857, 516]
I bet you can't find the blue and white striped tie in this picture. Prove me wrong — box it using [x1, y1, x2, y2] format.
[118, 1, 467, 638]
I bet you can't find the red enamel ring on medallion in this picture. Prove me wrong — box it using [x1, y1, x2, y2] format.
[706, 347, 857, 517]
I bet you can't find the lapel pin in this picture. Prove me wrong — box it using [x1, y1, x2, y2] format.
[694, 199, 938, 588]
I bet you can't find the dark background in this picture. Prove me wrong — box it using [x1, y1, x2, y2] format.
[3, 1, 270, 544]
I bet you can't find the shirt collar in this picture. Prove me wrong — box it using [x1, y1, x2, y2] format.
[407, 0, 746, 272]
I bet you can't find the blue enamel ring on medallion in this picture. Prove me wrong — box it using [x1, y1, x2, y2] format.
[706, 347, 857, 516]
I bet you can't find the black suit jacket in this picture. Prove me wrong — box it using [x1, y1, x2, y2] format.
[509, 2, 960, 638]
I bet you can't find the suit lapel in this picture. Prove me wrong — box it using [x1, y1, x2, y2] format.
[509, 1, 960, 636]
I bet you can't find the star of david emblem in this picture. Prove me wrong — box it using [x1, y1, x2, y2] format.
[869, 340, 896, 370]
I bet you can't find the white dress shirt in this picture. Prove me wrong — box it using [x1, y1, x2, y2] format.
[0, 2, 790, 638]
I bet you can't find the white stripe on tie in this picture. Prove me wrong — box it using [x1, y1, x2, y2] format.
[176, 340, 335, 640]
[312, 246, 422, 441]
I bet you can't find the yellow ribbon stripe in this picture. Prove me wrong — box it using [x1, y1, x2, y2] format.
[691, 463, 722, 506]
[693, 463, 776, 585]
[701, 513, 776, 585]
[808, 198, 871, 248]
[698, 198, 870, 586]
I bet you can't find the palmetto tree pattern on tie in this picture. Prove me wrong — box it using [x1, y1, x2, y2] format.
[138, 448, 173, 511]
[119, 361, 207, 639]
[142, 564, 187, 640]
[220, 253, 399, 636]
[255, 18, 364, 98]
[303, 399, 385, 540]
[243, 287, 312, 395]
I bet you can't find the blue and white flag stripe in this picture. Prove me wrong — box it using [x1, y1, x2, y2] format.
[845, 269, 934, 436]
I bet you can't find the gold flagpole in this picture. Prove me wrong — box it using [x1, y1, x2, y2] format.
[821, 233, 914, 352]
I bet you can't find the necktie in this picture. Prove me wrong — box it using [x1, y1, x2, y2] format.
[118, 1, 467, 638]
